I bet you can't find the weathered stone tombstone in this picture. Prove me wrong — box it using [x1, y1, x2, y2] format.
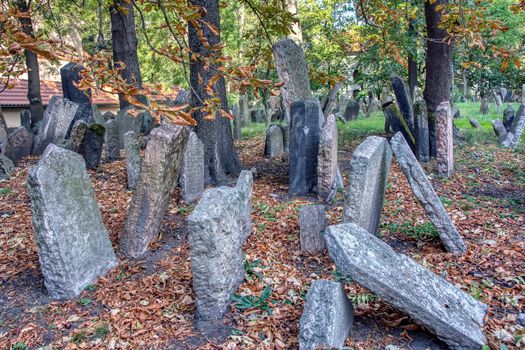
[104, 119, 120, 162]
[344, 136, 392, 235]
[272, 38, 313, 122]
[491, 119, 508, 144]
[0, 154, 14, 179]
[470, 118, 481, 129]
[382, 101, 416, 152]
[179, 132, 205, 203]
[326, 223, 487, 349]
[380, 87, 392, 105]
[124, 131, 141, 189]
[250, 108, 264, 123]
[264, 124, 285, 158]
[435, 101, 454, 178]
[92, 104, 105, 125]
[413, 99, 430, 162]
[317, 114, 338, 201]
[139, 111, 155, 136]
[503, 105, 515, 132]
[174, 89, 190, 105]
[289, 99, 323, 195]
[0, 111, 15, 162]
[492, 89, 503, 113]
[116, 109, 142, 149]
[20, 110, 31, 132]
[390, 132, 466, 253]
[299, 205, 327, 253]
[120, 124, 188, 258]
[70, 120, 89, 153]
[188, 171, 253, 330]
[27, 144, 118, 299]
[343, 99, 360, 121]
[79, 123, 105, 169]
[479, 98, 489, 115]
[299, 280, 354, 350]
[232, 103, 241, 140]
[391, 76, 415, 133]
[32, 96, 79, 155]
[60, 62, 94, 131]
[8, 127, 33, 163]
[239, 94, 249, 127]
[503, 85, 525, 148]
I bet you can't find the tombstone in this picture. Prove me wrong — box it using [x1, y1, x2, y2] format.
[32, 96, 79, 155]
[492, 89, 502, 112]
[239, 94, 249, 127]
[174, 89, 190, 105]
[116, 109, 142, 149]
[506, 108, 525, 148]
[102, 111, 115, 122]
[188, 171, 253, 328]
[20, 110, 31, 132]
[390, 132, 466, 253]
[0, 112, 15, 162]
[70, 120, 89, 153]
[27, 145, 118, 299]
[264, 124, 284, 158]
[317, 114, 338, 201]
[232, 104, 241, 140]
[120, 124, 188, 258]
[504, 89, 513, 103]
[299, 205, 327, 253]
[325, 223, 487, 349]
[391, 76, 415, 133]
[104, 119, 120, 161]
[299, 280, 354, 350]
[60, 62, 94, 131]
[250, 108, 264, 123]
[140, 111, 154, 136]
[380, 87, 392, 105]
[79, 123, 105, 169]
[382, 102, 416, 151]
[180, 132, 205, 203]
[123, 131, 141, 190]
[413, 100, 430, 162]
[0, 154, 14, 180]
[451, 106, 460, 119]
[470, 118, 481, 129]
[503, 105, 515, 132]
[272, 38, 313, 122]
[344, 136, 392, 235]
[8, 127, 33, 163]
[435, 102, 454, 178]
[289, 99, 323, 195]
[92, 104, 105, 125]
[342, 100, 360, 121]
[479, 98, 489, 115]
[491, 120, 508, 144]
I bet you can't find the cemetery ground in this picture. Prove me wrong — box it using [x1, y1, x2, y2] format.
[0, 103, 524, 350]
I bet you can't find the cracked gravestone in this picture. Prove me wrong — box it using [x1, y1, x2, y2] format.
[27, 144, 118, 299]
[325, 222, 487, 350]
[179, 131, 204, 203]
[344, 136, 392, 235]
[299, 205, 327, 253]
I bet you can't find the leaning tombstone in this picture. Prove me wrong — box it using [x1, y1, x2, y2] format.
[272, 38, 313, 122]
[120, 125, 188, 258]
[79, 123, 105, 169]
[60, 62, 94, 132]
[435, 101, 454, 178]
[8, 126, 33, 163]
[413, 99, 430, 162]
[299, 205, 327, 253]
[325, 223, 487, 350]
[0, 154, 14, 180]
[390, 132, 466, 253]
[491, 120, 508, 144]
[27, 144, 118, 299]
[289, 99, 323, 195]
[391, 76, 415, 133]
[188, 171, 253, 331]
[344, 136, 392, 235]
[264, 124, 285, 158]
[104, 119, 120, 161]
[124, 131, 141, 189]
[317, 114, 338, 201]
[32, 96, 79, 155]
[299, 280, 354, 350]
[470, 118, 481, 129]
[382, 101, 416, 152]
[179, 132, 205, 203]
[503, 104, 515, 132]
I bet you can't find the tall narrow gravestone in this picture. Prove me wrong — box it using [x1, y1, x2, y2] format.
[120, 124, 188, 258]
[391, 76, 415, 133]
[344, 136, 392, 235]
[27, 145, 118, 299]
[272, 39, 313, 122]
[60, 62, 94, 132]
[124, 131, 141, 189]
[413, 99, 430, 162]
[289, 99, 323, 195]
[325, 223, 487, 349]
[317, 114, 338, 201]
[179, 132, 204, 203]
[32, 96, 79, 155]
[435, 101, 454, 177]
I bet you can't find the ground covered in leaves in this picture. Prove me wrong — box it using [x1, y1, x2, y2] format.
[1, 127, 524, 349]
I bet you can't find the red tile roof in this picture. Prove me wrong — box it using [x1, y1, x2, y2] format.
[0, 79, 119, 107]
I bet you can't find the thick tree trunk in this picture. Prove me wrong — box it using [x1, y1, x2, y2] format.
[423, 0, 452, 158]
[15, 0, 44, 127]
[110, 0, 145, 109]
[408, 19, 417, 101]
[188, 0, 241, 185]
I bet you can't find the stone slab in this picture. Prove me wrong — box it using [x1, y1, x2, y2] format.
[317, 114, 339, 201]
[435, 102, 454, 177]
[299, 205, 327, 253]
[180, 132, 205, 203]
[124, 131, 141, 189]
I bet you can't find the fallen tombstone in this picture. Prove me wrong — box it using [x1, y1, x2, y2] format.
[343, 100, 360, 121]
[299, 280, 354, 350]
[32, 96, 78, 155]
[27, 144, 118, 299]
[469, 118, 481, 128]
[344, 136, 392, 235]
[188, 171, 253, 329]
[289, 99, 323, 195]
[8, 126, 33, 163]
[413, 99, 430, 162]
[299, 205, 327, 253]
[120, 124, 188, 258]
[325, 222, 487, 350]
[104, 119, 120, 161]
[272, 38, 313, 122]
[435, 102, 454, 178]
[390, 132, 466, 253]
[317, 114, 338, 201]
[264, 124, 285, 158]
[503, 105, 515, 132]
[179, 132, 205, 203]
[124, 131, 141, 189]
[0, 154, 14, 179]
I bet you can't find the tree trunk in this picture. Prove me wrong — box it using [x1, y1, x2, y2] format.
[110, 0, 145, 109]
[408, 19, 417, 101]
[423, 0, 452, 158]
[15, 0, 44, 127]
[188, 0, 241, 185]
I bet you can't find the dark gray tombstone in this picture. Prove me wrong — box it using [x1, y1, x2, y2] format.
[391, 76, 415, 133]
[79, 123, 105, 169]
[413, 100, 430, 162]
[382, 101, 416, 152]
[470, 118, 481, 129]
[60, 62, 94, 133]
[20, 110, 31, 132]
[289, 99, 323, 195]
[8, 127, 33, 163]
[343, 100, 359, 121]
[0, 154, 14, 180]
[0, 111, 15, 162]
[503, 104, 515, 132]
[104, 119, 120, 161]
